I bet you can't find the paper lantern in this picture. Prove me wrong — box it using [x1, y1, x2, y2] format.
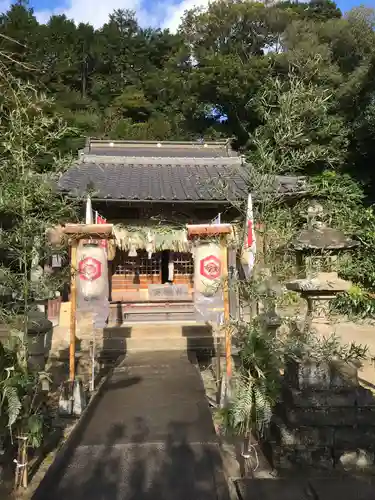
[77, 244, 108, 300]
[194, 243, 222, 296]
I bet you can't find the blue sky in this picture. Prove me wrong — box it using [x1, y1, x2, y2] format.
[339, 0, 375, 9]
[2, 0, 375, 32]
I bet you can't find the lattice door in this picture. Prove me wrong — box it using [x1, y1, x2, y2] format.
[173, 252, 194, 287]
[113, 251, 162, 289]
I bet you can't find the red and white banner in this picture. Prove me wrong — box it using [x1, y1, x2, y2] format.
[241, 193, 256, 278]
[95, 212, 108, 252]
[96, 214, 106, 225]
[77, 245, 108, 302]
[194, 242, 224, 324]
[77, 244, 109, 327]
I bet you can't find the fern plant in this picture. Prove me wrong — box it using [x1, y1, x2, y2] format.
[218, 320, 282, 438]
[217, 318, 368, 440]
[0, 336, 48, 490]
[0, 338, 45, 446]
[0, 341, 23, 431]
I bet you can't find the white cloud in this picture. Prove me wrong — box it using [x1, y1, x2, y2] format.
[5, 0, 286, 35]
[32, 0, 214, 31]
[161, 0, 212, 32]
[35, 0, 142, 28]
[160, 0, 307, 33]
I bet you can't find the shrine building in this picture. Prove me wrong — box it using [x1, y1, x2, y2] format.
[57, 138, 304, 323]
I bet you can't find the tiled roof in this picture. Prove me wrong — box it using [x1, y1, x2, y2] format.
[58, 160, 306, 202]
[59, 162, 245, 201]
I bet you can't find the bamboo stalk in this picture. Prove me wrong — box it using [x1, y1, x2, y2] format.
[221, 235, 231, 379]
[14, 443, 21, 489]
[69, 241, 78, 381]
[215, 336, 221, 404]
[21, 439, 28, 488]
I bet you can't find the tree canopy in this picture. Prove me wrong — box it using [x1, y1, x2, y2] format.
[0, 1, 371, 150]
[2, 0, 375, 294]
[0, 1, 357, 146]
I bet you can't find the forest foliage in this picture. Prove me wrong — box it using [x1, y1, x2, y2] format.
[2, 0, 375, 470]
[0, 1, 373, 180]
[1, 0, 375, 299]
[0, 1, 370, 149]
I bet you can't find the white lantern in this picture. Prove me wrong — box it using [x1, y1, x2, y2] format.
[77, 244, 108, 301]
[194, 242, 222, 297]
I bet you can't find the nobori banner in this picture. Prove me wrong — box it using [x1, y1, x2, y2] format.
[194, 242, 224, 324]
[76, 243, 109, 327]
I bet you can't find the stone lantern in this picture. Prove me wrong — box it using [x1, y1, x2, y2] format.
[257, 269, 282, 336]
[17, 309, 53, 372]
[292, 202, 358, 278]
[287, 203, 358, 328]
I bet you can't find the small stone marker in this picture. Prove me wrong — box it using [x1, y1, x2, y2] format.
[148, 284, 190, 301]
[58, 379, 87, 417]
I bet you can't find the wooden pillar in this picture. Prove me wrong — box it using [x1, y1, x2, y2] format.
[63, 224, 114, 383]
[186, 223, 233, 385]
[69, 240, 78, 381]
[228, 247, 238, 320]
[221, 235, 231, 378]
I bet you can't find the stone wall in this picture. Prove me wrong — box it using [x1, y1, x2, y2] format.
[271, 359, 375, 472]
[48, 307, 95, 356]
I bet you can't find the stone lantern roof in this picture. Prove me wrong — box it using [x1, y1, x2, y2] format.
[292, 202, 358, 252]
[292, 225, 358, 251]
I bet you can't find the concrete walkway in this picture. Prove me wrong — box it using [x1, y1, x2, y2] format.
[32, 351, 229, 500]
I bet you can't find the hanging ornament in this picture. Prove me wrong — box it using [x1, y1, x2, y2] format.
[128, 244, 137, 257]
[146, 231, 154, 259]
[107, 240, 116, 261]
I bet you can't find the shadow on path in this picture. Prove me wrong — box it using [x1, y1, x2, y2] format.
[32, 351, 229, 500]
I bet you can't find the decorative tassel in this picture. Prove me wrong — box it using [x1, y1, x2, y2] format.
[128, 240, 137, 257]
[146, 231, 154, 258]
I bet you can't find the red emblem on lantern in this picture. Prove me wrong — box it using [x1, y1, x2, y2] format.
[200, 255, 221, 280]
[78, 257, 102, 281]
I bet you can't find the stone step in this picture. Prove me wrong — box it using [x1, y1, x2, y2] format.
[103, 323, 216, 338]
[112, 300, 195, 308]
[123, 311, 197, 322]
[98, 322, 221, 354]
[109, 301, 197, 324]
[110, 301, 196, 314]
[51, 322, 223, 358]
[99, 335, 216, 353]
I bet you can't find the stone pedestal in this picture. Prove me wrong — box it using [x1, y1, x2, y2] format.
[304, 292, 332, 324]
[271, 358, 375, 472]
[262, 309, 282, 336]
[286, 272, 351, 328]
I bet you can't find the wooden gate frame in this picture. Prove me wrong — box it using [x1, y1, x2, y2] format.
[186, 223, 233, 379]
[63, 224, 114, 381]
